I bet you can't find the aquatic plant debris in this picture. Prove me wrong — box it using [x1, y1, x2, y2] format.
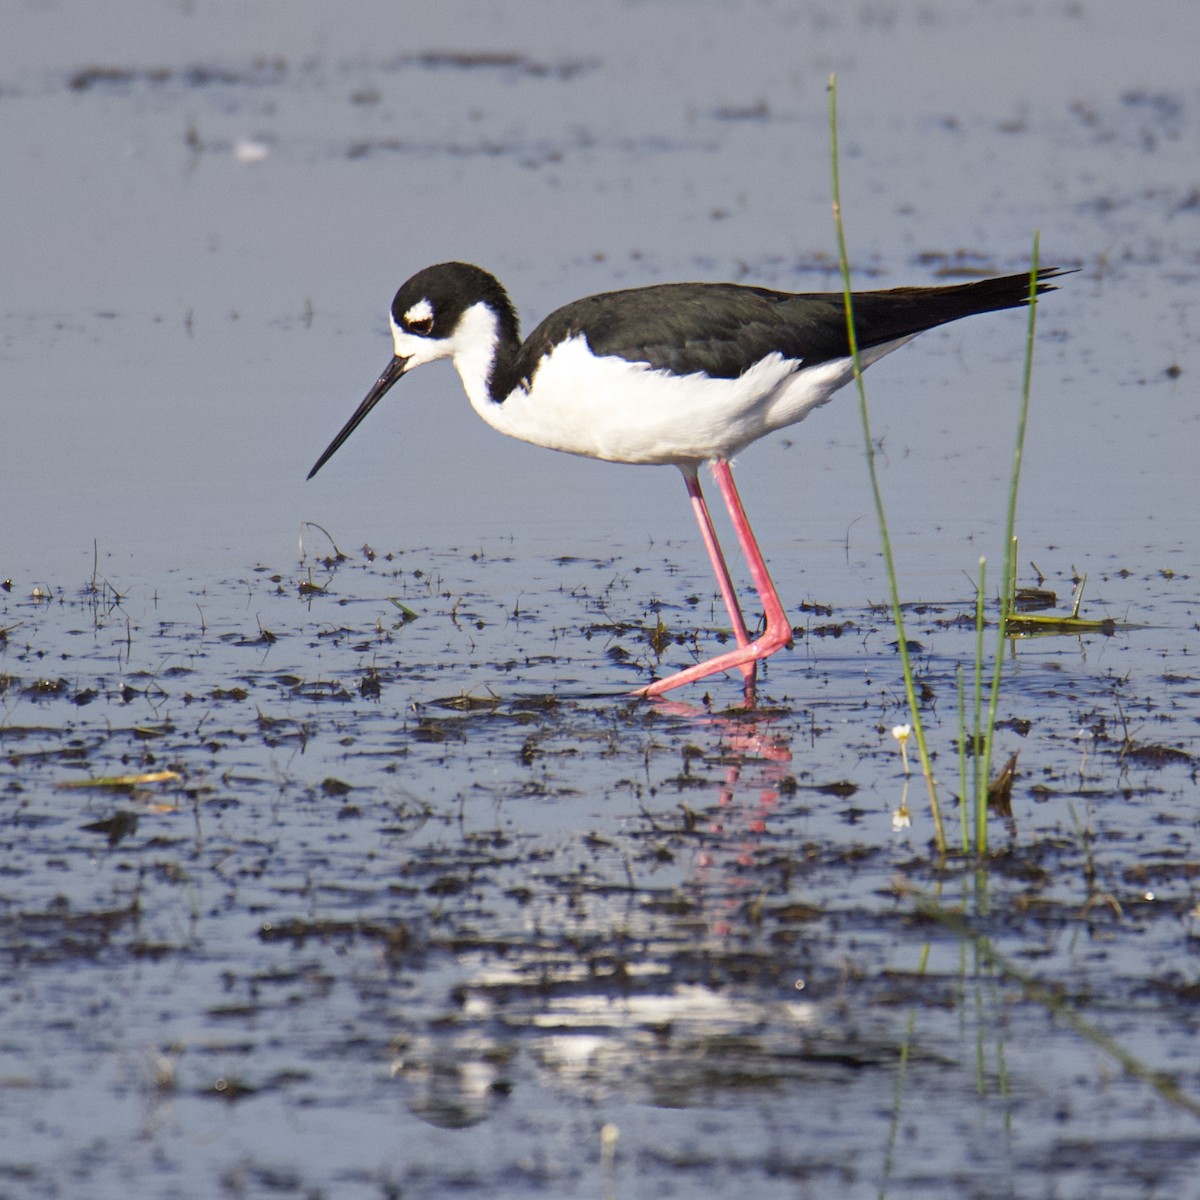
[56, 769, 182, 790]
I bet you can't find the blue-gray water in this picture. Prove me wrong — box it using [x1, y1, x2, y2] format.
[3, 2, 1200, 1197]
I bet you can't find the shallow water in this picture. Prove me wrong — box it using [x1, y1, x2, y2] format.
[3, 1, 1200, 1197]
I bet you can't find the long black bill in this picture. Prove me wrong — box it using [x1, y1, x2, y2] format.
[307, 355, 410, 480]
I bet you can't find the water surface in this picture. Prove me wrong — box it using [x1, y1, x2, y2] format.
[3, 2, 1200, 1196]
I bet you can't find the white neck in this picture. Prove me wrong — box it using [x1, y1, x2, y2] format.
[449, 302, 506, 418]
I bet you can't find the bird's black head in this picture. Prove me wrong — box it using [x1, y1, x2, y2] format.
[390, 261, 518, 346]
[306, 262, 520, 481]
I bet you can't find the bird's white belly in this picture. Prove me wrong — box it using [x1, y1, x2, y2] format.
[477, 336, 867, 466]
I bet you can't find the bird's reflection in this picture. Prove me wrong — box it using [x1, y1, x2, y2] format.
[648, 694, 793, 937]
[390, 695, 819, 1129]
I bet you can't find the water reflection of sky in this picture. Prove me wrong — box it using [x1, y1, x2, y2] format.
[3, 0, 1197, 584]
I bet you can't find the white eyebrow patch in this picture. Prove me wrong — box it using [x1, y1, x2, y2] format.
[403, 298, 434, 326]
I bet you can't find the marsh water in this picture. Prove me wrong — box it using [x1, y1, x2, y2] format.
[3, 2, 1200, 1197]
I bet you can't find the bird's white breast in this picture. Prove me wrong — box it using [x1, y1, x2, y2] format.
[472, 335, 886, 466]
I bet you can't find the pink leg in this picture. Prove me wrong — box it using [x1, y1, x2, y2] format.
[711, 460, 791, 651]
[682, 466, 753, 658]
[634, 460, 793, 699]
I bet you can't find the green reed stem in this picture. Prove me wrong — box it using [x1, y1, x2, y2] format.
[828, 75, 945, 855]
[956, 664, 969, 854]
[978, 236, 1043, 837]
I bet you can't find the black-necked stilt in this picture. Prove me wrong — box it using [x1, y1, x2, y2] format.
[309, 261, 1063, 699]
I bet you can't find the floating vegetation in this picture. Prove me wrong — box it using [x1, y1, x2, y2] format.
[56, 769, 182, 791]
[1005, 571, 1126, 637]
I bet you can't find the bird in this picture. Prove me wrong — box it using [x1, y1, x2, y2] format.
[308, 261, 1063, 700]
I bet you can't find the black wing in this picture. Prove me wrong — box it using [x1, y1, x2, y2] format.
[513, 269, 1066, 383]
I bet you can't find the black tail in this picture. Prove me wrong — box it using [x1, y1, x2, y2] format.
[845, 267, 1071, 353]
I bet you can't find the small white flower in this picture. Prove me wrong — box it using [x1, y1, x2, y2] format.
[234, 139, 270, 164]
[891, 723, 912, 775]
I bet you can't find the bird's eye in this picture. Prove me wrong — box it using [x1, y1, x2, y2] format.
[408, 315, 434, 335]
